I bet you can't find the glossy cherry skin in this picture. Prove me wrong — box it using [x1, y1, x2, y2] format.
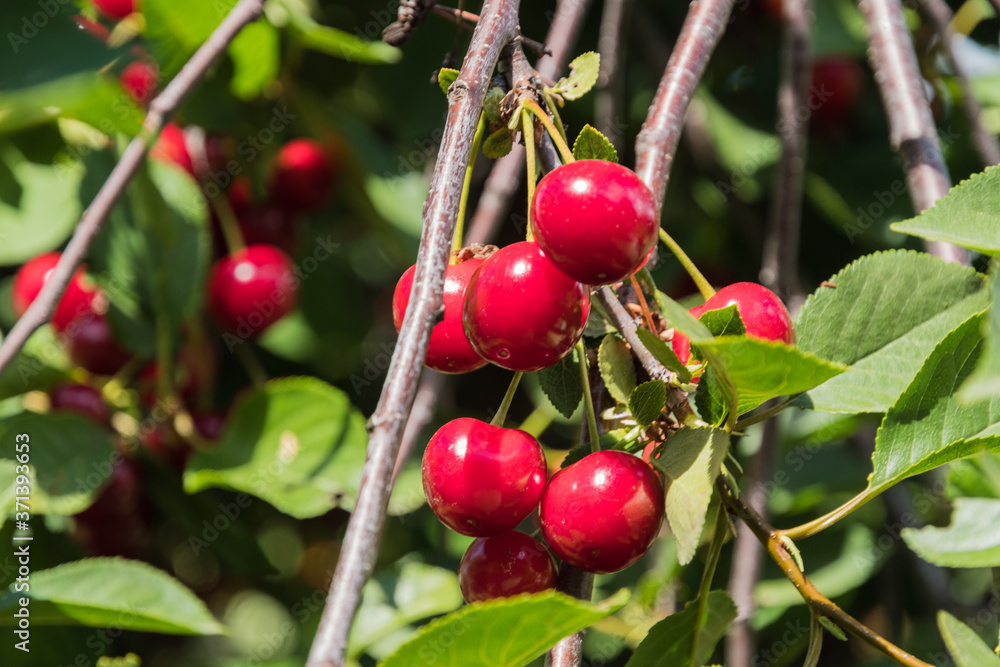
[459, 531, 558, 603]
[540, 450, 664, 574]
[463, 242, 590, 372]
[120, 61, 158, 107]
[810, 56, 863, 130]
[270, 139, 334, 213]
[393, 260, 488, 374]
[50, 383, 110, 424]
[66, 312, 132, 376]
[93, 0, 135, 20]
[11, 252, 99, 332]
[531, 160, 659, 285]
[422, 418, 547, 537]
[207, 244, 297, 337]
[151, 123, 194, 175]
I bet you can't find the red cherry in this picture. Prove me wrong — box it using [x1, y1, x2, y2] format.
[92, 0, 135, 21]
[531, 160, 659, 285]
[50, 383, 110, 424]
[66, 312, 132, 376]
[238, 204, 299, 256]
[540, 450, 664, 574]
[120, 61, 158, 107]
[463, 242, 590, 372]
[705, 283, 795, 344]
[11, 252, 99, 332]
[422, 418, 547, 537]
[269, 139, 334, 213]
[393, 260, 488, 374]
[671, 304, 706, 366]
[192, 411, 226, 441]
[810, 56, 864, 130]
[73, 458, 148, 558]
[151, 123, 194, 175]
[207, 244, 297, 336]
[72, 15, 110, 42]
[459, 531, 557, 603]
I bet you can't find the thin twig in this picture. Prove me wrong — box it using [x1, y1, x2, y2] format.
[858, 0, 967, 264]
[465, 0, 592, 245]
[545, 565, 596, 667]
[595, 0, 635, 149]
[634, 0, 735, 214]
[0, 0, 267, 375]
[917, 0, 1000, 167]
[305, 0, 522, 664]
[718, 476, 935, 667]
[759, 0, 811, 303]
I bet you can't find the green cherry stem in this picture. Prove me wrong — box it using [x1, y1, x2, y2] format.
[452, 113, 487, 261]
[543, 91, 569, 146]
[209, 190, 246, 254]
[658, 227, 714, 302]
[689, 504, 728, 667]
[490, 371, 524, 427]
[804, 613, 824, 667]
[524, 99, 575, 164]
[576, 339, 601, 453]
[522, 107, 538, 241]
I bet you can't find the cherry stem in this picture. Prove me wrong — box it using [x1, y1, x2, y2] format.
[779, 487, 877, 541]
[234, 342, 268, 387]
[524, 98, 574, 164]
[689, 504, 728, 667]
[430, 4, 481, 26]
[490, 371, 523, 427]
[658, 227, 714, 301]
[733, 393, 801, 431]
[452, 113, 487, 261]
[804, 613, 824, 667]
[522, 107, 537, 241]
[628, 275, 657, 332]
[542, 91, 569, 146]
[209, 190, 246, 254]
[576, 339, 601, 453]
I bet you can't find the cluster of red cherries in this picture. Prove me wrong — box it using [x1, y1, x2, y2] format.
[393, 159, 795, 602]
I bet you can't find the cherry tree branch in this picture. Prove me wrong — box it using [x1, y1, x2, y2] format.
[305, 1, 522, 664]
[595, 0, 634, 149]
[917, 0, 1000, 167]
[0, 0, 267, 375]
[635, 0, 735, 214]
[465, 0, 592, 245]
[546, 565, 596, 667]
[858, 0, 968, 264]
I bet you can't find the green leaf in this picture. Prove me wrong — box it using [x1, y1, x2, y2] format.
[0, 412, 115, 517]
[144, 0, 229, 76]
[378, 589, 629, 667]
[228, 20, 281, 100]
[624, 591, 737, 667]
[699, 304, 746, 337]
[438, 68, 460, 95]
[819, 617, 848, 642]
[290, 15, 402, 65]
[552, 52, 600, 101]
[184, 377, 369, 518]
[696, 88, 779, 180]
[0, 144, 83, 266]
[482, 128, 514, 159]
[870, 314, 1000, 494]
[891, 166, 1000, 255]
[796, 250, 987, 413]
[598, 335, 636, 405]
[902, 498, 1000, 567]
[938, 611, 1000, 667]
[0, 558, 225, 635]
[697, 338, 846, 415]
[652, 427, 729, 565]
[960, 268, 1000, 402]
[538, 347, 583, 418]
[572, 125, 618, 163]
[629, 381, 666, 428]
[635, 329, 691, 383]
[0, 74, 143, 136]
[0, 327, 71, 400]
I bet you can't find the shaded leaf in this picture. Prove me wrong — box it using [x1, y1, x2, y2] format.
[902, 498, 1000, 567]
[652, 427, 729, 565]
[599, 334, 636, 405]
[552, 52, 600, 101]
[938, 611, 1000, 667]
[290, 15, 401, 65]
[378, 589, 628, 667]
[0, 327, 71, 400]
[960, 268, 1000, 402]
[538, 347, 583, 418]
[629, 381, 666, 428]
[482, 128, 513, 159]
[624, 591, 737, 667]
[635, 329, 691, 383]
[184, 377, 369, 518]
[572, 125, 618, 162]
[891, 166, 1000, 255]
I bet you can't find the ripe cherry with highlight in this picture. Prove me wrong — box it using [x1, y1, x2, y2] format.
[459, 531, 557, 603]
[207, 244, 297, 337]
